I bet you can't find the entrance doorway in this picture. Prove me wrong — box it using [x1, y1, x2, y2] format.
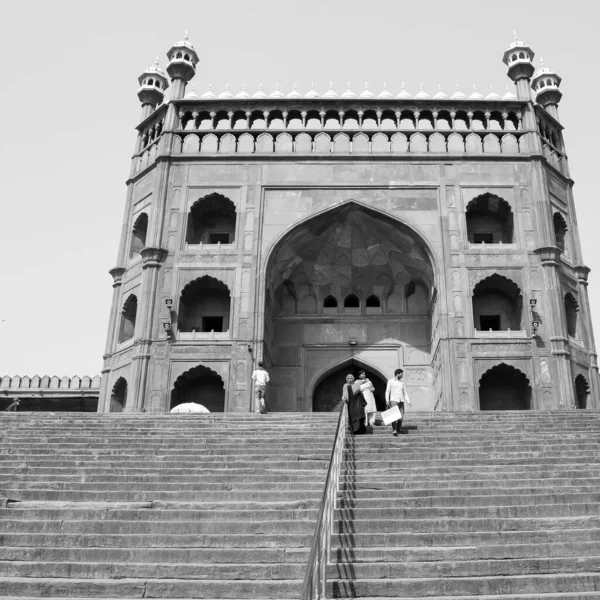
[479, 364, 532, 410]
[313, 363, 387, 412]
[575, 375, 590, 409]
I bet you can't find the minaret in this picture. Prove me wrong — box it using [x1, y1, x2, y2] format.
[502, 31, 535, 101]
[531, 59, 563, 122]
[166, 32, 199, 100]
[137, 58, 169, 121]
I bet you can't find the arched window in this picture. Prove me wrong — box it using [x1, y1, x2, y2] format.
[472, 275, 522, 331]
[466, 193, 514, 244]
[564, 292, 579, 338]
[575, 375, 590, 409]
[553, 212, 568, 252]
[118, 295, 137, 343]
[479, 364, 531, 410]
[110, 378, 127, 412]
[178, 276, 231, 333]
[130, 213, 148, 258]
[323, 295, 338, 308]
[344, 294, 360, 308]
[366, 295, 380, 308]
[186, 194, 236, 245]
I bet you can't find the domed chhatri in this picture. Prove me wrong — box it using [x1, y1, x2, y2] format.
[502, 30, 535, 92]
[532, 58, 563, 118]
[137, 57, 169, 116]
[166, 32, 200, 98]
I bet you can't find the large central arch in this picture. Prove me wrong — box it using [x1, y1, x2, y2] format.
[262, 201, 437, 412]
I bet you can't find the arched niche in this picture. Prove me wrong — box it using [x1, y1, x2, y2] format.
[170, 364, 225, 412]
[186, 193, 236, 245]
[553, 212, 568, 253]
[466, 193, 514, 244]
[479, 364, 531, 410]
[575, 374, 589, 409]
[472, 274, 523, 332]
[564, 292, 579, 338]
[118, 295, 137, 343]
[110, 377, 127, 412]
[312, 360, 388, 413]
[130, 213, 148, 257]
[178, 276, 231, 333]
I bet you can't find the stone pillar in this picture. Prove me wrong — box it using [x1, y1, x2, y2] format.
[534, 246, 575, 408]
[97, 267, 126, 413]
[575, 266, 600, 406]
[128, 247, 167, 411]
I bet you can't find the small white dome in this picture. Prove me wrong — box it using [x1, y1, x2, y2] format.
[219, 84, 233, 99]
[323, 82, 338, 99]
[396, 83, 412, 99]
[377, 83, 393, 99]
[502, 86, 518, 101]
[341, 83, 356, 99]
[200, 85, 217, 100]
[235, 85, 250, 99]
[287, 84, 302, 99]
[451, 86, 466, 100]
[433, 85, 448, 100]
[253, 84, 268, 99]
[414, 84, 430, 100]
[184, 85, 200, 100]
[269, 84, 285, 99]
[485, 86, 501, 101]
[305, 83, 320, 99]
[359, 82, 375, 99]
[469, 86, 484, 100]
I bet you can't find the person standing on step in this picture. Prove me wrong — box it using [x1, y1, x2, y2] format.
[358, 370, 377, 428]
[342, 374, 367, 435]
[385, 368, 411, 436]
[252, 361, 270, 414]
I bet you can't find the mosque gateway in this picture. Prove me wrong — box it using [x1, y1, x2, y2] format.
[92, 33, 599, 414]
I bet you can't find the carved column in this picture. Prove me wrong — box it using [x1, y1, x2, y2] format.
[97, 267, 126, 413]
[129, 248, 167, 412]
[575, 265, 600, 405]
[534, 246, 575, 408]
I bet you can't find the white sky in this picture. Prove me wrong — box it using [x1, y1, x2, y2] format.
[0, 0, 598, 377]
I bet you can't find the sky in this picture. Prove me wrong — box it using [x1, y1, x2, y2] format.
[0, 0, 598, 377]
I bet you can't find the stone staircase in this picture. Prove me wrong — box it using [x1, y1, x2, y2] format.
[0, 412, 340, 600]
[330, 410, 600, 599]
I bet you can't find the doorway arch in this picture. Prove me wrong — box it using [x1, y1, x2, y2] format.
[479, 363, 532, 410]
[110, 378, 127, 413]
[312, 360, 388, 412]
[170, 364, 225, 412]
[575, 374, 590, 409]
[263, 201, 436, 411]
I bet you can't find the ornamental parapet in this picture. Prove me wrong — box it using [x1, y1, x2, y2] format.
[0, 375, 101, 391]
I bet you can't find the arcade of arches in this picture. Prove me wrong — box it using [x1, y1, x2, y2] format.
[264, 202, 435, 411]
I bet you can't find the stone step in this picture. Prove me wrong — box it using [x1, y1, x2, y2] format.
[331, 540, 600, 562]
[0, 577, 302, 598]
[327, 573, 600, 597]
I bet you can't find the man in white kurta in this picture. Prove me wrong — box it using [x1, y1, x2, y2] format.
[251, 362, 270, 413]
[385, 368, 411, 436]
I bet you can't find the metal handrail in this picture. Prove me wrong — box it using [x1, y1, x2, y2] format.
[299, 403, 348, 600]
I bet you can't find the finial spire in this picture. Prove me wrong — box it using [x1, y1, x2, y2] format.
[513, 29, 518, 41]
[540, 56, 545, 67]
[154, 56, 159, 67]
[184, 30, 189, 41]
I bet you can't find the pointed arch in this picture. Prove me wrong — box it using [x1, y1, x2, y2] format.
[186, 193, 236, 245]
[110, 377, 127, 413]
[118, 294, 138, 343]
[564, 292, 579, 338]
[466, 193, 514, 244]
[130, 212, 148, 258]
[178, 275, 231, 333]
[553, 212, 568, 252]
[575, 374, 590, 409]
[472, 274, 523, 332]
[170, 364, 225, 412]
[479, 363, 531, 410]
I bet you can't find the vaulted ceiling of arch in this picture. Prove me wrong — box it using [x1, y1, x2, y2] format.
[268, 204, 433, 298]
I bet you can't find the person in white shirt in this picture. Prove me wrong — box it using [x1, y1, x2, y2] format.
[358, 370, 377, 428]
[385, 368, 411, 436]
[251, 361, 270, 413]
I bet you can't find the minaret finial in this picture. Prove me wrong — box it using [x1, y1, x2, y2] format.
[154, 56, 159, 67]
[184, 30, 189, 41]
[540, 56, 545, 67]
[513, 29, 518, 41]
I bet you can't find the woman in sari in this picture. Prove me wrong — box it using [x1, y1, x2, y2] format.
[342, 374, 367, 434]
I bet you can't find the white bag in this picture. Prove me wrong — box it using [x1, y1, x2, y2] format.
[381, 404, 402, 425]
